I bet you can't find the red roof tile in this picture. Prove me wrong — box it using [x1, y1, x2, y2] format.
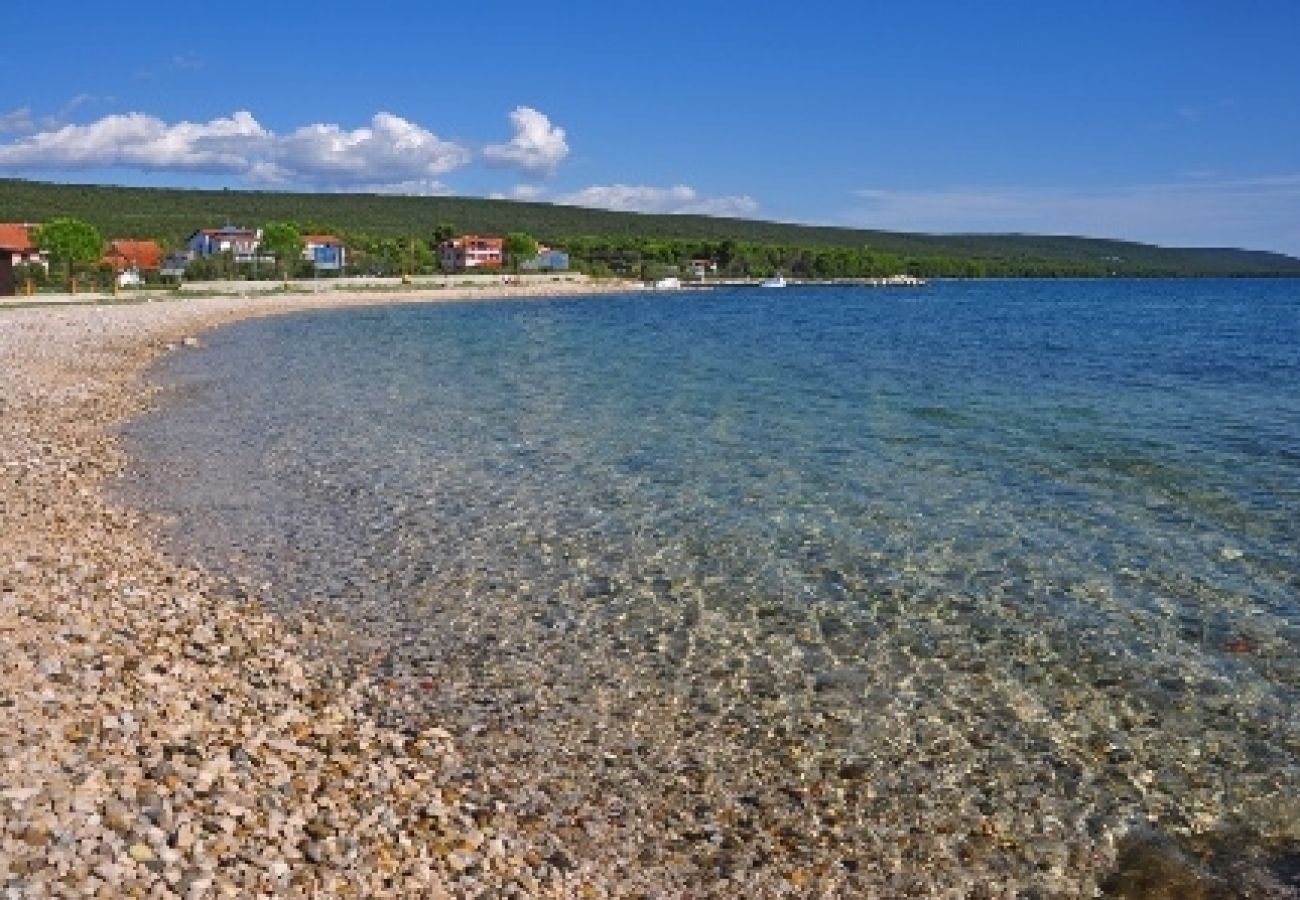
[0, 223, 36, 252]
[103, 239, 163, 271]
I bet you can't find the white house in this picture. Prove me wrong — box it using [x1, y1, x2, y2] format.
[184, 225, 262, 261]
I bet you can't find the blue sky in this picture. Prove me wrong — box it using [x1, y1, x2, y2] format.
[2, 0, 1298, 255]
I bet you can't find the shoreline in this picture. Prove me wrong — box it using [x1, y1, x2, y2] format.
[4, 283, 1296, 897]
[0, 283, 642, 897]
[0, 275, 646, 309]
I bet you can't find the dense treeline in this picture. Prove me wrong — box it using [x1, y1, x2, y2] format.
[3, 178, 1299, 277]
[561, 236, 1124, 279]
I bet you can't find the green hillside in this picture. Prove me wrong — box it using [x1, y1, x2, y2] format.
[3, 178, 1299, 277]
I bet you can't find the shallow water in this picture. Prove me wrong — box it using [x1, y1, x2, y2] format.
[121, 280, 1300, 893]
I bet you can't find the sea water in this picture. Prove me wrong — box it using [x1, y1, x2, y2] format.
[121, 279, 1300, 891]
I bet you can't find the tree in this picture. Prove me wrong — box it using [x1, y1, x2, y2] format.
[259, 222, 302, 279]
[35, 217, 102, 289]
[431, 223, 458, 245]
[503, 232, 538, 275]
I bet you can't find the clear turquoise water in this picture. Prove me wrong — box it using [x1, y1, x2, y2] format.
[122, 279, 1300, 889]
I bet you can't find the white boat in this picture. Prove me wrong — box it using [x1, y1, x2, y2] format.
[653, 276, 681, 290]
[761, 274, 786, 288]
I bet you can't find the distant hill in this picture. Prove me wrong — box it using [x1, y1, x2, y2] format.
[2, 178, 1298, 277]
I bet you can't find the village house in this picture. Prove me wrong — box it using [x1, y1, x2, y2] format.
[184, 225, 262, 261]
[160, 253, 191, 279]
[0, 223, 47, 296]
[439, 235, 504, 272]
[302, 234, 346, 270]
[688, 258, 718, 278]
[0, 223, 49, 270]
[520, 245, 570, 272]
[102, 239, 163, 286]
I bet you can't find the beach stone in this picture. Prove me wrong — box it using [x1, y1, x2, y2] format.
[22, 825, 50, 846]
[303, 841, 326, 864]
[584, 576, 615, 598]
[102, 801, 133, 834]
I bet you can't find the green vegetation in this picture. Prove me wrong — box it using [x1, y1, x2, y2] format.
[259, 221, 303, 279]
[3, 178, 1299, 278]
[503, 232, 538, 274]
[34, 216, 103, 288]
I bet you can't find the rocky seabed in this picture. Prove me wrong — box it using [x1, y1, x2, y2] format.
[2, 295, 1296, 898]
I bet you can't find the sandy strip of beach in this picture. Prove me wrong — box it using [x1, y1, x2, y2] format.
[0, 283, 640, 898]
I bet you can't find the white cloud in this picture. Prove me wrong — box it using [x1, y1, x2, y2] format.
[0, 110, 472, 188]
[489, 185, 546, 201]
[60, 94, 108, 116]
[0, 111, 268, 171]
[264, 113, 470, 186]
[846, 176, 1300, 256]
[340, 179, 451, 196]
[491, 184, 545, 201]
[557, 183, 759, 218]
[483, 106, 569, 174]
[39, 94, 116, 129]
[0, 107, 33, 133]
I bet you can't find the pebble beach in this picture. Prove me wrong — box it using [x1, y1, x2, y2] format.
[3, 284, 1297, 899]
[0, 286, 641, 898]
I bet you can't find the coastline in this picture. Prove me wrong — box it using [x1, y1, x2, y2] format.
[5, 282, 1295, 898]
[0, 283, 640, 897]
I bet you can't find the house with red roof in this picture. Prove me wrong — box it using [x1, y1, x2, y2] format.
[102, 239, 163, 286]
[103, 239, 162, 271]
[0, 223, 49, 269]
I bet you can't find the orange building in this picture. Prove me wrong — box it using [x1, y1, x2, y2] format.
[439, 235, 504, 272]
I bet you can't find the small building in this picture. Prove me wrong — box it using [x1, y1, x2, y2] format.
[160, 253, 190, 279]
[185, 225, 262, 261]
[439, 235, 504, 272]
[520, 246, 570, 272]
[302, 234, 346, 270]
[0, 223, 49, 270]
[102, 239, 163, 286]
[688, 259, 718, 278]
